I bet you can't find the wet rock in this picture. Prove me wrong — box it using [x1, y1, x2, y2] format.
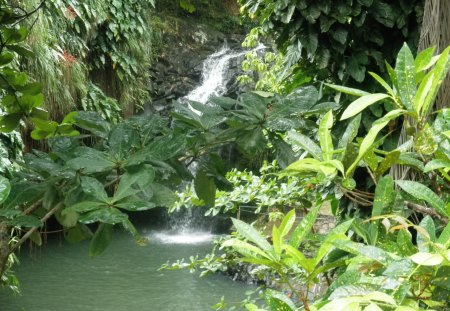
[146, 15, 246, 114]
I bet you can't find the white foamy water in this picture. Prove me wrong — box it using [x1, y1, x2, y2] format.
[150, 231, 216, 244]
[185, 43, 265, 105]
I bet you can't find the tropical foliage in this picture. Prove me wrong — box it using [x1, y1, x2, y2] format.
[238, 0, 424, 85]
[1, 1, 450, 311]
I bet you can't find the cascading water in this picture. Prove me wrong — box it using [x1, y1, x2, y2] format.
[149, 44, 254, 244]
[185, 44, 248, 104]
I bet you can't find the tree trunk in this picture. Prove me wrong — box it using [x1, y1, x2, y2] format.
[417, 0, 450, 110]
[391, 0, 450, 182]
[0, 222, 10, 279]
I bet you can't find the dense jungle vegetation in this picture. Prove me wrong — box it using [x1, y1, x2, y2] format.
[1, 0, 450, 310]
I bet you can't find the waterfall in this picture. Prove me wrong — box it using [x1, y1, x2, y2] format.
[150, 44, 263, 244]
[185, 45, 245, 104]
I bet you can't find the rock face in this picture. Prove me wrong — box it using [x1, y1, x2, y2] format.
[148, 15, 246, 113]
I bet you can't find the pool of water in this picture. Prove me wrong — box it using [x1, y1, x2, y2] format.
[0, 229, 255, 311]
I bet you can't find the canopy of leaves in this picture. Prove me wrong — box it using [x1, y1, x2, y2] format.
[239, 0, 424, 84]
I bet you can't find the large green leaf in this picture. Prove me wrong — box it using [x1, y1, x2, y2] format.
[338, 114, 361, 160]
[221, 238, 272, 260]
[79, 207, 128, 224]
[8, 215, 42, 228]
[396, 229, 416, 256]
[149, 183, 177, 207]
[113, 172, 142, 203]
[313, 219, 354, 266]
[0, 175, 10, 204]
[4, 182, 46, 209]
[75, 111, 111, 139]
[270, 85, 319, 117]
[369, 176, 394, 245]
[332, 239, 394, 265]
[424, 159, 450, 173]
[80, 177, 108, 202]
[64, 224, 92, 244]
[115, 201, 155, 211]
[325, 83, 370, 97]
[194, 170, 216, 207]
[396, 180, 448, 217]
[288, 130, 322, 160]
[65, 201, 104, 213]
[417, 216, 435, 252]
[369, 72, 395, 98]
[285, 158, 337, 176]
[231, 218, 272, 252]
[265, 289, 296, 311]
[395, 43, 416, 111]
[437, 222, 450, 248]
[108, 123, 139, 155]
[279, 209, 296, 239]
[319, 110, 334, 161]
[420, 45, 450, 117]
[89, 223, 113, 257]
[340, 93, 390, 121]
[66, 147, 115, 174]
[347, 109, 406, 175]
[289, 204, 321, 248]
[415, 46, 436, 73]
[375, 150, 400, 177]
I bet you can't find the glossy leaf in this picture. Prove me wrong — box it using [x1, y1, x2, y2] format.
[420, 46, 450, 117]
[80, 177, 108, 202]
[338, 114, 361, 160]
[415, 46, 436, 73]
[319, 110, 334, 161]
[325, 83, 369, 97]
[0, 175, 10, 204]
[67, 148, 115, 174]
[89, 223, 113, 257]
[279, 209, 296, 239]
[289, 204, 320, 248]
[369, 176, 394, 245]
[288, 130, 322, 160]
[231, 218, 272, 252]
[79, 208, 128, 225]
[424, 159, 450, 173]
[8, 215, 42, 228]
[369, 71, 395, 98]
[340, 93, 390, 121]
[410, 252, 443, 266]
[65, 201, 104, 213]
[265, 289, 296, 311]
[347, 109, 406, 175]
[115, 201, 155, 211]
[395, 43, 416, 111]
[194, 171, 216, 207]
[221, 238, 271, 260]
[396, 180, 448, 217]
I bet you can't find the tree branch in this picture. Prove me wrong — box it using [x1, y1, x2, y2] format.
[406, 202, 449, 224]
[9, 202, 63, 254]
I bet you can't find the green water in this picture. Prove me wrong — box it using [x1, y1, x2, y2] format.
[0, 230, 255, 311]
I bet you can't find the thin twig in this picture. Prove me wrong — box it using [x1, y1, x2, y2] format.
[9, 202, 63, 254]
[406, 202, 449, 224]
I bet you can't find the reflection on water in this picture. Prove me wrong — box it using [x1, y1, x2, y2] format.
[0, 229, 255, 311]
